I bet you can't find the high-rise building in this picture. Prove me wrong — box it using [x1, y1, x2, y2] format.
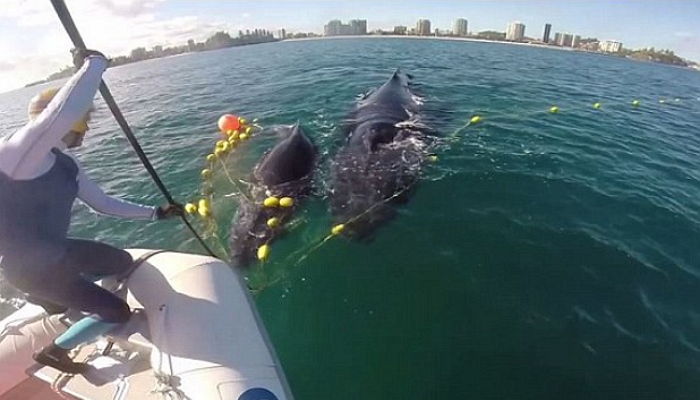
[580, 41, 599, 51]
[572, 35, 581, 48]
[324, 20, 342, 36]
[350, 19, 367, 35]
[543, 23, 552, 43]
[416, 19, 431, 36]
[453, 18, 468, 36]
[553, 32, 562, 45]
[506, 21, 525, 41]
[561, 33, 574, 47]
[599, 40, 623, 53]
[324, 19, 367, 36]
[394, 26, 407, 35]
[277, 29, 287, 39]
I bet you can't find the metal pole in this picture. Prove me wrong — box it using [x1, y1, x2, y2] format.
[49, 0, 219, 258]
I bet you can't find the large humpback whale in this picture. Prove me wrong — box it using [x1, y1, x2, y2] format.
[229, 124, 316, 267]
[329, 70, 433, 238]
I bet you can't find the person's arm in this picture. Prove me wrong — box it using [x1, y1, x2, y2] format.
[74, 157, 158, 220]
[0, 55, 107, 180]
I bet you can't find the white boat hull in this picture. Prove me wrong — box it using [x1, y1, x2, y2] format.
[0, 249, 293, 400]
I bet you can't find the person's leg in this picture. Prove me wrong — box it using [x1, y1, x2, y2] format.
[61, 239, 133, 280]
[28, 242, 133, 374]
[32, 276, 131, 373]
[50, 276, 132, 336]
[15, 240, 131, 319]
[24, 294, 67, 315]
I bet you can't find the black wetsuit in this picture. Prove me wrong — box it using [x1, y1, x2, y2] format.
[0, 149, 130, 323]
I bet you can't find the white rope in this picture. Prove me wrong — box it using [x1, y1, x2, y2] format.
[149, 304, 190, 400]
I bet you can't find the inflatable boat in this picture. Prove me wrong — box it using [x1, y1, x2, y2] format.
[0, 249, 293, 400]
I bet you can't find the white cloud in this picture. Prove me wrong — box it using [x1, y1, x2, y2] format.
[0, 0, 239, 92]
[91, 0, 165, 18]
[0, 62, 15, 72]
[674, 32, 694, 38]
[0, 0, 54, 27]
[0, 0, 165, 26]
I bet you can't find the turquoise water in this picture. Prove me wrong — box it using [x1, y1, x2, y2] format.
[2, 38, 700, 399]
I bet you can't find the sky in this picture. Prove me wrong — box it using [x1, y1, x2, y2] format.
[0, 0, 699, 93]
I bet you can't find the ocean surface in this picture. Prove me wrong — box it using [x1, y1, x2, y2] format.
[2, 38, 700, 399]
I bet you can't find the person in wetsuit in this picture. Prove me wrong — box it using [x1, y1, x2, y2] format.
[0, 49, 182, 374]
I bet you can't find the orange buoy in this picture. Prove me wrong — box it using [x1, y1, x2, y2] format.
[218, 114, 241, 134]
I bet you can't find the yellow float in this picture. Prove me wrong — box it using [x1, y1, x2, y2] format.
[279, 197, 294, 207]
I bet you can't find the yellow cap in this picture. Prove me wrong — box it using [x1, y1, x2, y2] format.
[28, 88, 90, 134]
[28, 88, 59, 117]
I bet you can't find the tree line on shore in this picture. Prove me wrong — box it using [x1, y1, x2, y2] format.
[621, 48, 689, 66]
[26, 29, 281, 87]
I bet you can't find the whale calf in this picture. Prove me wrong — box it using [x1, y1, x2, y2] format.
[229, 124, 316, 267]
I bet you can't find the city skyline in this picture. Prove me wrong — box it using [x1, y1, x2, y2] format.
[320, 18, 627, 57]
[1, 0, 699, 93]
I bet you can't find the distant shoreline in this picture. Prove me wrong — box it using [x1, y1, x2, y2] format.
[282, 35, 700, 71]
[282, 34, 577, 51]
[12, 34, 698, 93]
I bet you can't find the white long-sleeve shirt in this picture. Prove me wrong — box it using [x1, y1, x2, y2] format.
[0, 56, 157, 220]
